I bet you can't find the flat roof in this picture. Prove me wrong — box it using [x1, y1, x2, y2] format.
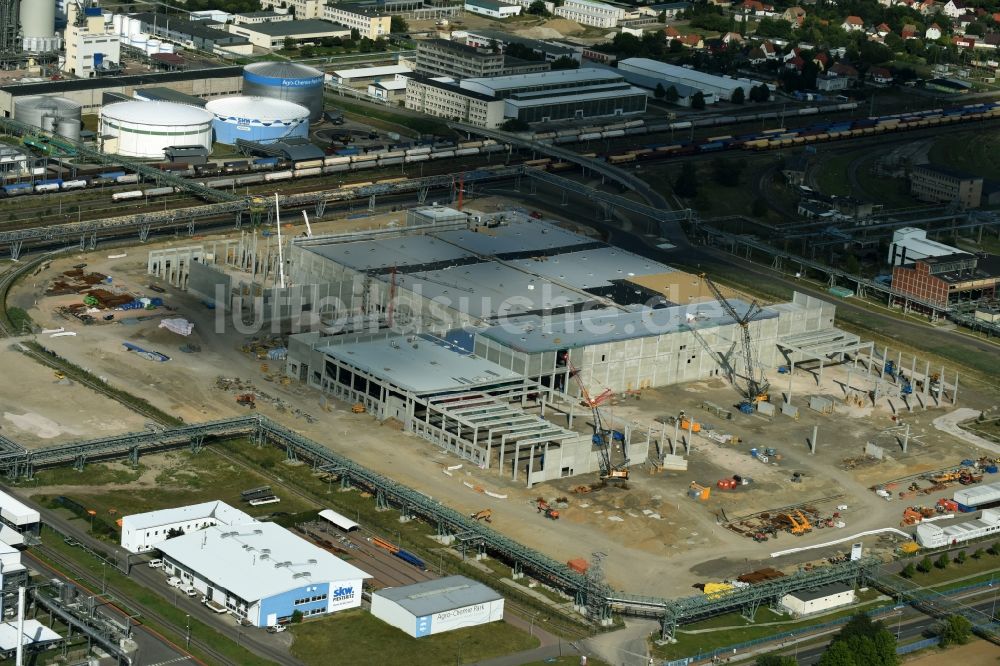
[418, 38, 499, 58]
[121, 500, 252, 531]
[913, 163, 981, 181]
[463, 67, 623, 93]
[479, 299, 777, 352]
[504, 86, 647, 109]
[305, 235, 475, 272]
[432, 220, 596, 256]
[392, 261, 596, 320]
[334, 65, 413, 79]
[0, 620, 61, 652]
[373, 575, 502, 615]
[508, 246, 673, 289]
[133, 86, 206, 107]
[405, 74, 498, 103]
[238, 19, 348, 36]
[0, 66, 243, 96]
[133, 12, 248, 43]
[0, 490, 40, 526]
[319, 334, 523, 394]
[620, 58, 758, 92]
[466, 29, 577, 56]
[788, 582, 852, 602]
[157, 520, 371, 602]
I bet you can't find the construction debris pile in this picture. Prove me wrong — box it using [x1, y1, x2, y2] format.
[214, 376, 316, 423]
[724, 504, 846, 541]
[48, 267, 171, 324]
[872, 457, 996, 501]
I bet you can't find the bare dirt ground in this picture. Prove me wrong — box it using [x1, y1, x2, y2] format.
[0, 346, 149, 448]
[6, 196, 996, 597]
[903, 639, 1000, 664]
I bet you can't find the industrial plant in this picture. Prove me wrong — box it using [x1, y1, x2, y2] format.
[0, 0, 995, 665]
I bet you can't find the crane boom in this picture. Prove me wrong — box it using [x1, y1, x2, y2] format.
[566, 359, 629, 484]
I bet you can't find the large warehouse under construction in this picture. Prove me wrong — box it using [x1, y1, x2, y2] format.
[274, 208, 857, 486]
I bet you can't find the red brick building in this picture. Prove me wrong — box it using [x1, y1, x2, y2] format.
[891, 253, 1000, 309]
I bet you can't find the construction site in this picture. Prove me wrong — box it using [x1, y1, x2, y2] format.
[3, 186, 991, 618]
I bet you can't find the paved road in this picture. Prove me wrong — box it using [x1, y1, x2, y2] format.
[21, 493, 301, 666]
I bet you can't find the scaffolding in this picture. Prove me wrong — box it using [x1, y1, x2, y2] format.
[0, 0, 18, 56]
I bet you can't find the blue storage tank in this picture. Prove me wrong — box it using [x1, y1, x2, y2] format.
[205, 97, 310, 145]
[242, 62, 325, 122]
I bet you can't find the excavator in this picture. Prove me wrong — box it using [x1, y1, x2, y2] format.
[470, 509, 493, 523]
[536, 498, 559, 520]
[236, 393, 256, 409]
[567, 360, 629, 485]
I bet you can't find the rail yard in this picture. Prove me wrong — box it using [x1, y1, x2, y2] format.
[0, 13, 998, 666]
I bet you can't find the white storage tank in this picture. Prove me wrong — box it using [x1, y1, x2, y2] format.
[100, 101, 214, 158]
[130, 35, 148, 51]
[21, 0, 60, 52]
[146, 39, 161, 55]
[243, 62, 325, 122]
[205, 96, 310, 145]
[159, 42, 174, 53]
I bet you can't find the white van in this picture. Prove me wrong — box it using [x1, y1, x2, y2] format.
[166, 576, 182, 588]
[148, 559, 164, 569]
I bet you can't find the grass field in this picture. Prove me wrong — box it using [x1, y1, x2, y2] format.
[289, 608, 539, 666]
[523, 657, 612, 666]
[812, 152, 856, 196]
[929, 132, 1000, 182]
[37, 532, 273, 666]
[327, 96, 455, 137]
[651, 592, 887, 661]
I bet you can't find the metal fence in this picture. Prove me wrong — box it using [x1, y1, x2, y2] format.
[897, 637, 940, 655]
[672, 576, 1000, 664]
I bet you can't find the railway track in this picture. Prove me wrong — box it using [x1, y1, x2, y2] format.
[26, 544, 227, 666]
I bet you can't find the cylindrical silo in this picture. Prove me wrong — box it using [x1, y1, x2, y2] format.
[243, 62, 324, 122]
[21, 0, 60, 53]
[14, 96, 83, 134]
[131, 35, 147, 51]
[146, 39, 161, 55]
[205, 96, 310, 145]
[100, 101, 214, 158]
[57, 118, 80, 143]
[40, 116, 55, 132]
[112, 14, 123, 36]
[159, 42, 174, 53]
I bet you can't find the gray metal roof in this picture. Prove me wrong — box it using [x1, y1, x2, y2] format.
[431, 220, 595, 256]
[239, 20, 348, 36]
[508, 247, 673, 289]
[374, 576, 502, 615]
[318, 334, 523, 394]
[306, 235, 474, 272]
[245, 61, 324, 80]
[390, 262, 596, 321]
[478, 299, 778, 353]
[786, 582, 852, 602]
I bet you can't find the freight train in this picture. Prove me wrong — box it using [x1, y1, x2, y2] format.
[595, 101, 1000, 163]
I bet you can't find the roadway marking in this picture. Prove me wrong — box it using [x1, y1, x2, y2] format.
[147, 657, 193, 666]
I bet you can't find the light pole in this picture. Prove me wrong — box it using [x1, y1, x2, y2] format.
[529, 612, 538, 638]
[186, 614, 191, 649]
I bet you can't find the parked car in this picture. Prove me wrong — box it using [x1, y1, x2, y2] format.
[148, 559, 164, 569]
[166, 576, 182, 588]
[183, 585, 198, 597]
[266, 624, 286, 634]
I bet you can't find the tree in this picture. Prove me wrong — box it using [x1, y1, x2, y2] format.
[501, 118, 530, 131]
[527, 0, 550, 15]
[845, 254, 861, 276]
[917, 555, 933, 573]
[818, 640, 856, 666]
[301, 45, 316, 58]
[956, 549, 967, 564]
[350, 28, 361, 40]
[973, 548, 986, 560]
[936, 552, 950, 569]
[551, 56, 579, 70]
[938, 614, 972, 647]
[756, 656, 797, 666]
[691, 91, 706, 110]
[989, 542, 1000, 556]
[654, 83, 666, 99]
[731, 86, 745, 104]
[900, 562, 916, 578]
[291, 610, 304, 624]
[283, 36, 297, 51]
[390, 16, 409, 33]
[674, 163, 699, 198]
[711, 158, 745, 187]
[665, 85, 679, 103]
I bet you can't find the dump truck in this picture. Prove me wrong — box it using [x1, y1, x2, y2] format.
[470, 509, 493, 523]
[536, 498, 559, 520]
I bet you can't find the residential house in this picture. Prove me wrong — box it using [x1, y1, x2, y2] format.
[953, 34, 975, 47]
[786, 54, 805, 70]
[735, 0, 777, 21]
[663, 25, 681, 40]
[925, 22, 942, 38]
[901, 23, 918, 38]
[817, 71, 851, 89]
[637, 2, 692, 19]
[721, 31, 745, 46]
[876, 22, 891, 36]
[783, 6, 807, 26]
[761, 41, 779, 59]
[813, 51, 829, 69]
[678, 33, 704, 48]
[993, 12, 1000, 23]
[841, 15, 864, 31]
[830, 62, 859, 79]
[748, 46, 768, 63]
[869, 66, 894, 84]
[918, 0, 937, 15]
[943, 0, 966, 17]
